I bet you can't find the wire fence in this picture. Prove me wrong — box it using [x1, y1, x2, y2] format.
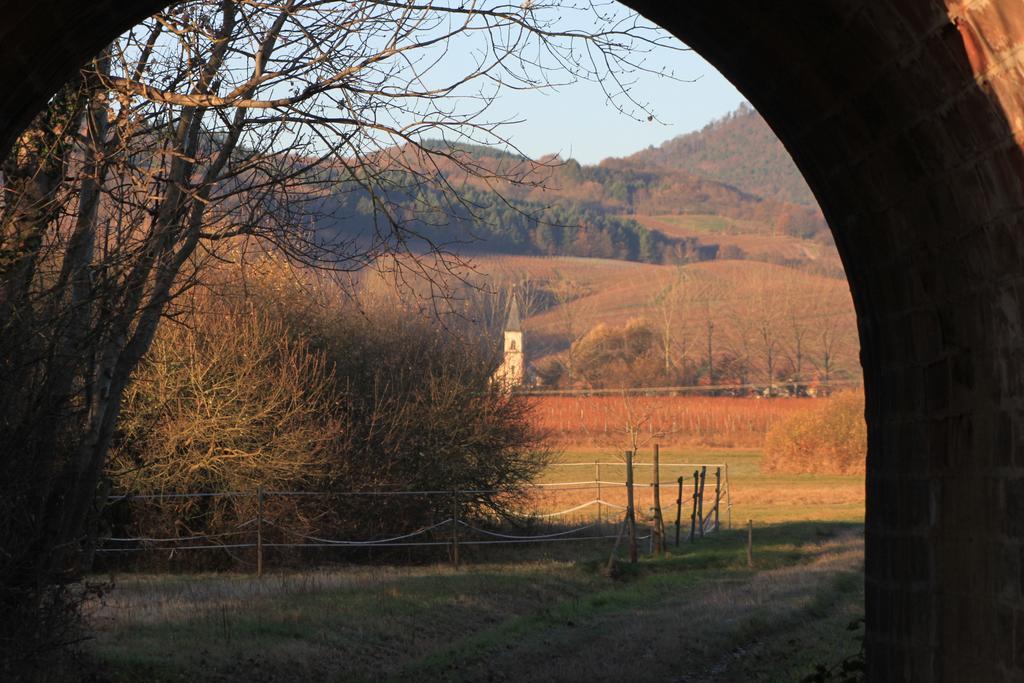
[95, 461, 730, 570]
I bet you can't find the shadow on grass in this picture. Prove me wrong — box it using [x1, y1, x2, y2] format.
[88, 520, 864, 682]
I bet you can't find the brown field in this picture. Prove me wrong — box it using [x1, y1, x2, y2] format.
[469, 254, 859, 375]
[529, 394, 819, 447]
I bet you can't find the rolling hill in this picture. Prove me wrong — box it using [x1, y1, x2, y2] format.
[467, 254, 859, 389]
[330, 105, 857, 389]
[315, 104, 831, 267]
[624, 102, 817, 206]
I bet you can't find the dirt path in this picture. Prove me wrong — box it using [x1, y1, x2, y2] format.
[86, 525, 864, 682]
[395, 531, 864, 683]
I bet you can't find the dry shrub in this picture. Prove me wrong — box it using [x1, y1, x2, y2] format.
[762, 391, 866, 474]
[112, 299, 338, 496]
[104, 264, 550, 569]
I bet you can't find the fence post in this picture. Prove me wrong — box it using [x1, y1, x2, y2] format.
[606, 512, 628, 574]
[595, 460, 602, 531]
[256, 487, 264, 578]
[674, 476, 684, 547]
[725, 463, 732, 530]
[451, 492, 460, 569]
[625, 450, 637, 564]
[689, 469, 698, 543]
[747, 519, 754, 568]
[697, 466, 707, 538]
[713, 467, 722, 532]
[652, 444, 665, 556]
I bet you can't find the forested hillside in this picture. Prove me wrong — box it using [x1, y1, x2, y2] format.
[317, 173, 710, 265]
[318, 110, 829, 265]
[625, 102, 817, 206]
[406, 110, 855, 391]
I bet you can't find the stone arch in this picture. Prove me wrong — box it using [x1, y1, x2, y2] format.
[621, 5, 1024, 679]
[3, 1, 1024, 679]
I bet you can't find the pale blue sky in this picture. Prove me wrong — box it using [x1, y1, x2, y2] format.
[388, 2, 748, 167]
[483, 47, 745, 165]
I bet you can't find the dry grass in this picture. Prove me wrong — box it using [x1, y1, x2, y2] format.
[469, 255, 858, 371]
[86, 560, 600, 680]
[529, 447, 865, 525]
[387, 526, 864, 682]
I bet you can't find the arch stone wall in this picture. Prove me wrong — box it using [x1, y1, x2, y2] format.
[619, 3, 1024, 679]
[3, 1, 1024, 679]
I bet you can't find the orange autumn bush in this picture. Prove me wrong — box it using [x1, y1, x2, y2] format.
[762, 391, 866, 474]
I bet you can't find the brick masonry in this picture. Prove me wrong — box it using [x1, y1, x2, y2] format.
[621, 2, 1024, 679]
[3, 0, 1024, 679]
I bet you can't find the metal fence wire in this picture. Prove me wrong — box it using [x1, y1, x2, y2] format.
[96, 463, 730, 568]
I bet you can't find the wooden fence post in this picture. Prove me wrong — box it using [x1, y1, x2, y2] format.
[713, 467, 722, 532]
[652, 444, 665, 556]
[625, 450, 637, 563]
[747, 519, 753, 568]
[725, 463, 732, 530]
[689, 469, 698, 543]
[674, 476, 684, 547]
[606, 512, 629, 574]
[256, 487, 264, 578]
[451, 492, 460, 569]
[595, 460, 602, 531]
[697, 466, 707, 538]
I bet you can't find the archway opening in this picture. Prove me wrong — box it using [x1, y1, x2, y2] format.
[3, 1, 1023, 680]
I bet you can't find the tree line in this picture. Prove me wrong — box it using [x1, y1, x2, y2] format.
[319, 165, 713, 264]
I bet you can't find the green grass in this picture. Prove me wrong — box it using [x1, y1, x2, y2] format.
[86, 449, 864, 681]
[542, 446, 865, 525]
[87, 520, 863, 682]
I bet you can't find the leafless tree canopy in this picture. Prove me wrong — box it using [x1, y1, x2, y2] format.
[108, 266, 548, 570]
[0, 0, 679, 664]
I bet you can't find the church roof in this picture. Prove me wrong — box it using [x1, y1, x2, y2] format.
[505, 294, 522, 332]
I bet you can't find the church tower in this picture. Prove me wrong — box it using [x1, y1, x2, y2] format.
[494, 293, 525, 388]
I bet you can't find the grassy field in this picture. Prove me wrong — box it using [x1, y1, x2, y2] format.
[533, 446, 864, 525]
[83, 448, 865, 682]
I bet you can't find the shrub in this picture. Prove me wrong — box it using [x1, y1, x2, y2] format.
[105, 269, 550, 567]
[762, 391, 866, 474]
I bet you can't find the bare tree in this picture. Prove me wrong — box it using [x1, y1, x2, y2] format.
[747, 274, 783, 394]
[790, 281, 857, 391]
[550, 270, 590, 386]
[109, 264, 549, 556]
[0, 0, 680, 654]
[782, 279, 811, 392]
[692, 278, 720, 386]
[652, 266, 689, 379]
[513, 273, 549, 320]
[110, 293, 339, 496]
[814, 306, 846, 389]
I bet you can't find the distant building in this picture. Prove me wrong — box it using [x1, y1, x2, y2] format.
[492, 294, 525, 389]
